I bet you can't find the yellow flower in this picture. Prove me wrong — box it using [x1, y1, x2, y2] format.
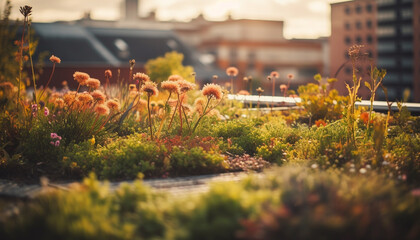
[89, 137, 95, 145]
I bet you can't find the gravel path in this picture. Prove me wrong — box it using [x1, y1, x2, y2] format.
[0, 172, 248, 199]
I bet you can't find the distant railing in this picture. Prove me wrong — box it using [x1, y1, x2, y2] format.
[228, 94, 420, 114]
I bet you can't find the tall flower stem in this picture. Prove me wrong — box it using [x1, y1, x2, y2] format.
[168, 94, 179, 129]
[178, 94, 183, 136]
[147, 94, 154, 140]
[27, 22, 37, 103]
[192, 97, 211, 134]
[156, 92, 172, 139]
[271, 78, 275, 112]
[17, 17, 27, 108]
[38, 62, 56, 100]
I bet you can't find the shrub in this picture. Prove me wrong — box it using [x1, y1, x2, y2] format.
[212, 119, 264, 155]
[169, 146, 227, 176]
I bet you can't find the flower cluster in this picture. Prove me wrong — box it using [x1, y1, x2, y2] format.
[50, 133, 62, 147]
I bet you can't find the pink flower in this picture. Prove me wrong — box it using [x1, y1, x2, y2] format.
[55, 140, 60, 147]
[44, 107, 49, 116]
[51, 133, 58, 139]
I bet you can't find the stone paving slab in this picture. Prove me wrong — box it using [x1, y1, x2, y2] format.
[0, 172, 248, 199]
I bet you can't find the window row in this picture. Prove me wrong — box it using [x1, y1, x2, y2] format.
[345, 3, 373, 15]
[345, 35, 374, 45]
[345, 20, 373, 30]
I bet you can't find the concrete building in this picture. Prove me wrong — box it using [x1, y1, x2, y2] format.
[330, 0, 377, 99]
[414, 0, 420, 102]
[376, 0, 419, 101]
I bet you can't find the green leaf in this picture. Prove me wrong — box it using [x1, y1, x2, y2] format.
[118, 101, 134, 126]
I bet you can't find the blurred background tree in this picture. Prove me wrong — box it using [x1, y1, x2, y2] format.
[145, 51, 195, 84]
[0, 0, 19, 85]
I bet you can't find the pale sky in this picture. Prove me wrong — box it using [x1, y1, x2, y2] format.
[4, 0, 348, 39]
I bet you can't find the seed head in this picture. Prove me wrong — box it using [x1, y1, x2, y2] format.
[226, 67, 238, 77]
[49, 55, 61, 64]
[202, 83, 223, 100]
[141, 81, 159, 97]
[19, 5, 32, 18]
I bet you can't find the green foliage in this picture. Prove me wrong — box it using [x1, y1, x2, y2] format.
[238, 166, 420, 240]
[0, 0, 19, 84]
[297, 81, 347, 123]
[256, 138, 288, 164]
[170, 146, 227, 175]
[145, 51, 195, 84]
[212, 119, 264, 155]
[2, 167, 419, 240]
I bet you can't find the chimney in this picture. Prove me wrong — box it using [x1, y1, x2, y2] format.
[121, 0, 139, 20]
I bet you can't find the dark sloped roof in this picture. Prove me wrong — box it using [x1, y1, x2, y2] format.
[30, 22, 223, 80]
[86, 27, 195, 65]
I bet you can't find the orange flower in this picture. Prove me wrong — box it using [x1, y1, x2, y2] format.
[280, 84, 287, 92]
[73, 72, 90, 85]
[63, 91, 76, 105]
[49, 55, 61, 64]
[76, 92, 93, 103]
[94, 104, 110, 115]
[270, 71, 279, 78]
[133, 72, 150, 84]
[168, 74, 183, 81]
[177, 79, 196, 93]
[287, 74, 294, 79]
[315, 119, 327, 127]
[106, 99, 120, 111]
[161, 80, 180, 94]
[105, 69, 112, 78]
[141, 81, 159, 96]
[54, 98, 65, 108]
[90, 90, 106, 104]
[202, 83, 222, 100]
[360, 112, 369, 124]
[86, 78, 101, 89]
[256, 87, 264, 95]
[226, 66, 238, 77]
[238, 90, 250, 95]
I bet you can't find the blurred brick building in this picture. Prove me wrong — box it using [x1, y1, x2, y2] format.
[330, 0, 420, 102]
[330, 0, 377, 99]
[74, 0, 327, 95]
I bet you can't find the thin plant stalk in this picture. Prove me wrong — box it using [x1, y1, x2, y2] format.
[156, 92, 172, 139]
[147, 94, 154, 140]
[17, 15, 27, 108]
[27, 22, 37, 103]
[38, 62, 56, 100]
[191, 97, 211, 133]
[178, 94, 183, 135]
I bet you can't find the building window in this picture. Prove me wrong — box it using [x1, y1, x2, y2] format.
[366, 20, 373, 29]
[356, 36, 362, 44]
[356, 21, 362, 29]
[366, 4, 373, 12]
[377, 26, 395, 36]
[377, 11, 396, 21]
[345, 36, 352, 44]
[356, 5, 362, 14]
[367, 50, 373, 58]
[345, 22, 351, 30]
[367, 35, 373, 44]
[345, 7, 351, 15]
